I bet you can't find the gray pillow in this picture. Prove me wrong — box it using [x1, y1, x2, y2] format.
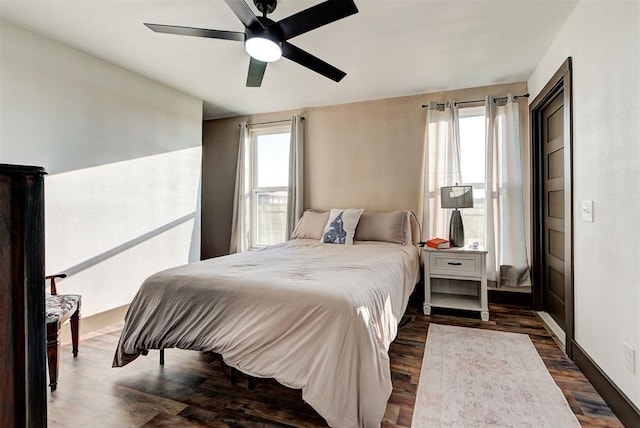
[354, 211, 407, 244]
[291, 210, 329, 240]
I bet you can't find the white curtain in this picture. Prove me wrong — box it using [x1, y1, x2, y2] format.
[422, 101, 462, 242]
[229, 122, 251, 254]
[286, 115, 304, 238]
[484, 95, 531, 287]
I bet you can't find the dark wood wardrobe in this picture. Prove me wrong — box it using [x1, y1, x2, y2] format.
[0, 164, 47, 427]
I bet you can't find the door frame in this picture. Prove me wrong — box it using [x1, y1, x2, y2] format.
[530, 57, 574, 357]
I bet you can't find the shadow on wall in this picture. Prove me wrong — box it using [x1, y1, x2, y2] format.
[44, 147, 202, 317]
[59, 211, 197, 278]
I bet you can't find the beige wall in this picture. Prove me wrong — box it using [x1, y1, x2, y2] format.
[202, 82, 528, 259]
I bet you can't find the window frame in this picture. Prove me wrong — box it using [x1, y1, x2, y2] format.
[249, 124, 291, 249]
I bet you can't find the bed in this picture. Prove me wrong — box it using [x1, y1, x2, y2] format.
[113, 212, 420, 427]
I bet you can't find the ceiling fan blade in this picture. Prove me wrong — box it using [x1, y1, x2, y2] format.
[278, 0, 358, 40]
[144, 23, 244, 41]
[224, 0, 265, 30]
[246, 57, 268, 87]
[282, 42, 346, 83]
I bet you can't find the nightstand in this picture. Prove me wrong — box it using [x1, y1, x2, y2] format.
[423, 246, 489, 321]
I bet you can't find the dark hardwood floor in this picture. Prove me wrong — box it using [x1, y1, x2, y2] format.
[47, 303, 623, 427]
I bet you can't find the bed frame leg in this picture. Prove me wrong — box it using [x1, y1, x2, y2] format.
[248, 377, 255, 390]
[230, 367, 238, 384]
[159, 349, 165, 365]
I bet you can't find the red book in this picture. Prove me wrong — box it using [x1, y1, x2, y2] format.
[426, 238, 450, 249]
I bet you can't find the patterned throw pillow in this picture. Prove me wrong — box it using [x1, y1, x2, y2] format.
[321, 208, 364, 245]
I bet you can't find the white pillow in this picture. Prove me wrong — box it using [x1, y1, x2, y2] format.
[321, 208, 364, 245]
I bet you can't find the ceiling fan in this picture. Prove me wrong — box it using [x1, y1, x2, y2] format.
[144, 0, 359, 87]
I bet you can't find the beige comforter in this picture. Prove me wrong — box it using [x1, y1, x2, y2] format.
[113, 239, 420, 427]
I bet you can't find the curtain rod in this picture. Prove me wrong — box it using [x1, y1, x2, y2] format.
[240, 116, 306, 127]
[421, 93, 529, 109]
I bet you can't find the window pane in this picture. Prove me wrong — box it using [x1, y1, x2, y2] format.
[256, 133, 290, 187]
[256, 191, 288, 246]
[459, 115, 485, 184]
[459, 108, 486, 246]
[462, 188, 486, 245]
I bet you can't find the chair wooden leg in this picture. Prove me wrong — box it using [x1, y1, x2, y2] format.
[70, 309, 80, 358]
[230, 367, 238, 384]
[159, 349, 165, 365]
[46, 323, 60, 392]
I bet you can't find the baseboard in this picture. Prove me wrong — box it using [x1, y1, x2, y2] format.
[488, 289, 532, 307]
[59, 304, 129, 344]
[571, 340, 640, 427]
[537, 311, 566, 348]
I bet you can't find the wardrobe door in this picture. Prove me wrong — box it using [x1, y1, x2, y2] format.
[0, 164, 47, 427]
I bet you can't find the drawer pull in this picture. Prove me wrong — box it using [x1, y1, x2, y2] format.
[447, 262, 463, 266]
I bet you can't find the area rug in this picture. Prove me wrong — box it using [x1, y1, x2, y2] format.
[411, 324, 580, 427]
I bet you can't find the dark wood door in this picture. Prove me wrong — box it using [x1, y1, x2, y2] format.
[531, 58, 573, 356]
[542, 93, 567, 330]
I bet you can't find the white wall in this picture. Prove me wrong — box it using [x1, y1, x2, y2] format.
[528, 1, 639, 406]
[0, 20, 203, 317]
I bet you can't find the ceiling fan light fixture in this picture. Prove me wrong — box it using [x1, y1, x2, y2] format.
[245, 36, 282, 62]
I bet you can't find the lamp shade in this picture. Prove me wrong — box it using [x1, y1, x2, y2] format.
[440, 185, 473, 209]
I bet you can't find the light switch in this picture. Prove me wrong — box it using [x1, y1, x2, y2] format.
[581, 200, 593, 222]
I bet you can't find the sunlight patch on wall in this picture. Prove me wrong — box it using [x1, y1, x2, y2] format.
[44, 146, 201, 317]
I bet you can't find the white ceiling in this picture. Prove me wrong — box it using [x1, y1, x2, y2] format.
[0, 0, 578, 119]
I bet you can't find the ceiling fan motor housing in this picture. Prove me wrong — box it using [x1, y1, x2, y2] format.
[254, 0, 277, 15]
[245, 16, 283, 44]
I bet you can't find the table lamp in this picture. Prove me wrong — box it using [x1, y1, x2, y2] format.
[440, 185, 473, 247]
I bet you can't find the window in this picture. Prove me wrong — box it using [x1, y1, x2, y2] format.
[458, 106, 486, 245]
[250, 126, 291, 248]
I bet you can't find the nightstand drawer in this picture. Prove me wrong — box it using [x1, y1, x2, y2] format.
[429, 253, 482, 278]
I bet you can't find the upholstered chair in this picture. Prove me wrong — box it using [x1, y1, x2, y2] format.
[45, 273, 81, 391]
